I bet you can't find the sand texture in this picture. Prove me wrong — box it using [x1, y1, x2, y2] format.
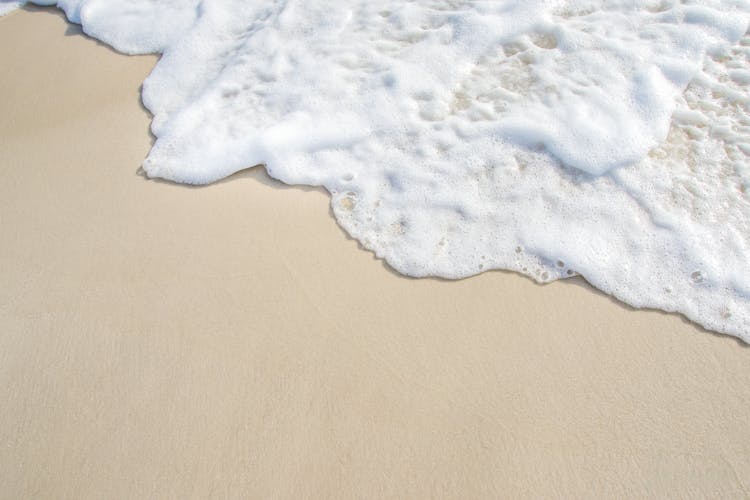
[1, 6, 750, 499]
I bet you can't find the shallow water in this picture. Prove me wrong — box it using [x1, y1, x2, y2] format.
[9, 0, 750, 340]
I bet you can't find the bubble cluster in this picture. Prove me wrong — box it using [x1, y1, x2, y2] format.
[18, 0, 750, 340]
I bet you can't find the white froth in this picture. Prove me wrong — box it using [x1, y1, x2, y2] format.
[16, 0, 750, 340]
[0, 0, 23, 16]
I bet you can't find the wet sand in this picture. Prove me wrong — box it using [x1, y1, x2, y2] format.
[1, 6, 750, 499]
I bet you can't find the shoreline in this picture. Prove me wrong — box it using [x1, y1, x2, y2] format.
[12, 3, 740, 343]
[2, 6, 750, 498]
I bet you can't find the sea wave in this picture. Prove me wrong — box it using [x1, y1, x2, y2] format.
[10, 0, 750, 340]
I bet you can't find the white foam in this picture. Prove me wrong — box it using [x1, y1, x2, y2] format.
[0, 0, 23, 16]
[19, 0, 750, 340]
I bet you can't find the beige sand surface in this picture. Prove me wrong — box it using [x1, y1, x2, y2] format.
[2, 6, 750, 499]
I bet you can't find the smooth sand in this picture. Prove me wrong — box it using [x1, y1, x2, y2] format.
[1, 6, 750, 499]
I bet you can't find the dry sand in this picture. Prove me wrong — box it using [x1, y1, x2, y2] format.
[1, 6, 750, 499]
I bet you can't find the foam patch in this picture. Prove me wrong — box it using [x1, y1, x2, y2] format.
[18, 0, 750, 340]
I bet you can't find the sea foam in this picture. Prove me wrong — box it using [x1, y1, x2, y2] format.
[11, 0, 750, 340]
[0, 0, 23, 16]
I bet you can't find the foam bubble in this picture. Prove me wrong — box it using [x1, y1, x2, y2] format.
[0, 0, 23, 16]
[18, 0, 750, 340]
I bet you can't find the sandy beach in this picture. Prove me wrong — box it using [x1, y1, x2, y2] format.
[2, 6, 750, 498]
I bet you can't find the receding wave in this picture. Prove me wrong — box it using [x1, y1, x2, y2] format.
[10, 0, 750, 340]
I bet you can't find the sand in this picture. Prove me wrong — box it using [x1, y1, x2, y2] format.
[1, 6, 750, 499]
